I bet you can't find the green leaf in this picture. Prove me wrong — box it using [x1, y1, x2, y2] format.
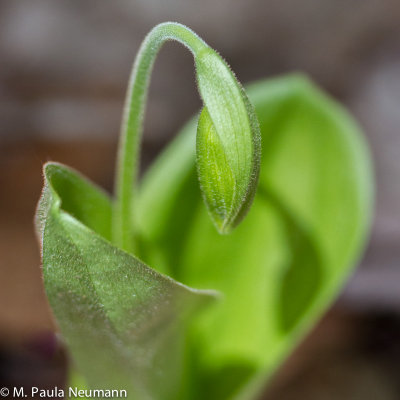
[195, 48, 261, 233]
[36, 163, 216, 400]
[137, 74, 373, 399]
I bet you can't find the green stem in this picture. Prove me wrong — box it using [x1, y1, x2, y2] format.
[113, 22, 208, 252]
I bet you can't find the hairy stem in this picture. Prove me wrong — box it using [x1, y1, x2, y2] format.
[113, 22, 208, 252]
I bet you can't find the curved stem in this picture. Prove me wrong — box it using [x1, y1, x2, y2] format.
[113, 22, 208, 252]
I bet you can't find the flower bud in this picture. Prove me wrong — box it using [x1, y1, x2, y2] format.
[195, 48, 261, 233]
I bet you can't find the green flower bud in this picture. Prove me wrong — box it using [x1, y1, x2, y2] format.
[114, 22, 261, 248]
[195, 48, 261, 233]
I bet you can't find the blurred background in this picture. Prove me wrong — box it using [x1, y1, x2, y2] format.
[0, 0, 399, 398]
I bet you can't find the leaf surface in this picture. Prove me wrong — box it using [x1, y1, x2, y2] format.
[36, 74, 372, 400]
[137, 75, 373, 399]
[36, 163, 216, 400]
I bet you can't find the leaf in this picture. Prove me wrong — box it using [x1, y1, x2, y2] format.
[137, 74, 373, 399]
[36, 163, 216, 400]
